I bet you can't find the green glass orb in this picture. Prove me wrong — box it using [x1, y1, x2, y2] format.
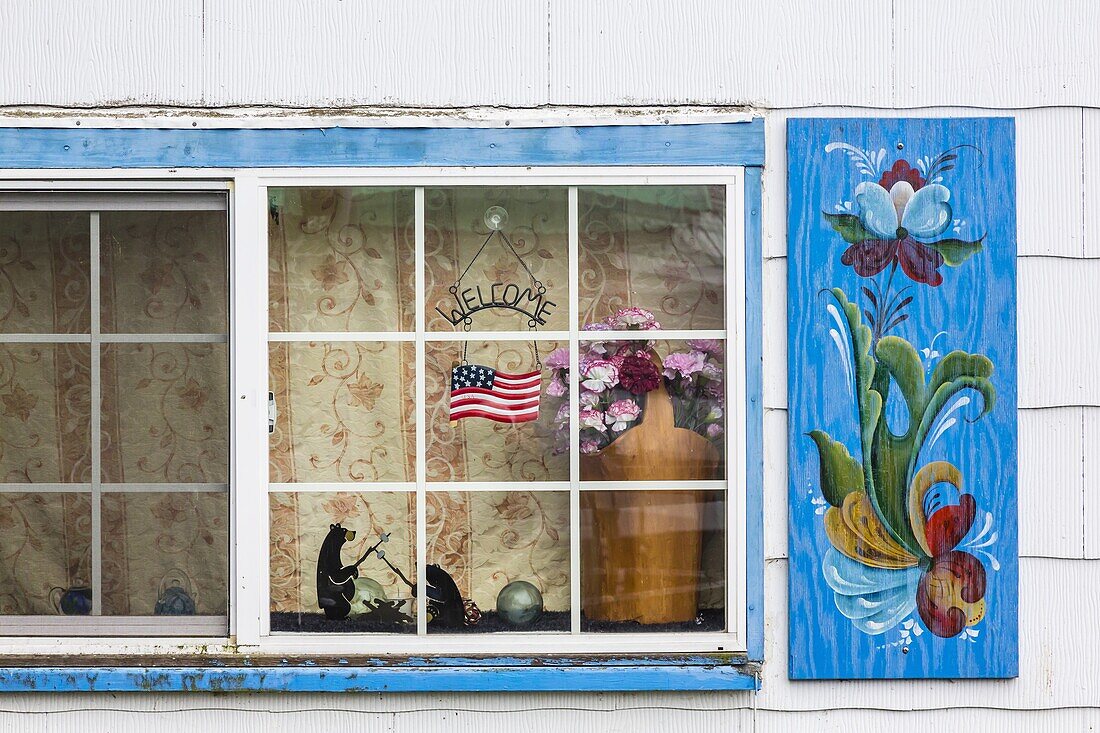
[496, 580, 543, 626]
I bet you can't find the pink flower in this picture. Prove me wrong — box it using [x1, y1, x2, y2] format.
[580, 390, 600, 407]
[662, 351, 705, 380]
[610, 307, 660, 330]
[554, 403, 569, 426]
[581, 360, 619, 393]
[582, 322, 612, 331]
[706, 424, 724, 439]
[687, 339, 724, 356]
[580, 439, 602, 454]
[579, 408, 607, 433]
[605, 399, 641, 432]
[701, 360, 723, 381]
[544, 347, 570, 370]
[546, 375, 567, 397]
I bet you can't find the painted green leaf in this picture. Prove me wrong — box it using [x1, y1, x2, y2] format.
[808, 430, 864, 507]
[824, 212, 876, 244]
[929, 237, 984, 266]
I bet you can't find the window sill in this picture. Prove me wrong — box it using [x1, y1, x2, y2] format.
[0, 656, 760, 692]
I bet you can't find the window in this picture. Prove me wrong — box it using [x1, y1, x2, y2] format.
[0, 123, 764, 689]
[261, 172, 744, 653]
[0, 192, 229, 636]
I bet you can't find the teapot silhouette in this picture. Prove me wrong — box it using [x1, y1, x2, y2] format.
[154, 568, 196, 615]
[49, 586, 92, 616]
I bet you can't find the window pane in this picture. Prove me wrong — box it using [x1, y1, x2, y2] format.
[0, 212, 90, 334]
[269, 341, 415, 483]
[0, 344, 91, 483]
[101, 210, 228, 334]
[426, 187, 568, 333]
[101, 491, 228, 616]
[0, 492, 91, 615]
[101, 343, 228, 483]
[426, 490, 570, 633]
[579, 185, 725, 330]
[563, 338, 727, 481]
[581, 490, 725, 632]
[269, 187, 414, 333]
[426, 339, 566, 482]
[269, 491, 416, 633]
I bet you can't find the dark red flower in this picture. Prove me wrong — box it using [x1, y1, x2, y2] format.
[879, 159, 926, 191]
[841, 236, 945, 286]
[618, 355, 661, 395]
[916, 550, 987, 638]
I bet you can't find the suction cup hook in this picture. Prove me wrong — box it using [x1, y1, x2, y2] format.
[484, 205, 509, 231]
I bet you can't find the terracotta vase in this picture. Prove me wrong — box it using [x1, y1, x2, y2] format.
[579, 379, 720, 624]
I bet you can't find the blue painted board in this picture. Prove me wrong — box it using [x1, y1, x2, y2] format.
[0, 664, 758, 693]
[787, 118, 1018, 679]
[0, 121, 764, 168]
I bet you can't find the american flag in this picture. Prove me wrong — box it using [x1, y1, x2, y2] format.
[449, 364, 542, 424]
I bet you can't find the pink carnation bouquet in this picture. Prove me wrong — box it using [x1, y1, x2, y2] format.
[546, 307, 725, 455]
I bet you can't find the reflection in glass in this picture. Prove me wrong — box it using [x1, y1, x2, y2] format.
[269, 492, 416, 633]
[100, 210, 228, 334]
[426, 187, 568, 333]
[581, 490, 725, 632]
[101, 491, 228, 616]
[425, 340, 565, 483]
[0, 492, 91, 615]
[0, 212, 90, 335]
[426, 491, 569, 633]
[268, 187, 415, 333]
[101, 343, 228, 484]
[269, 341, 415, 484]
[0, 344, 91, 484]
[578, 185, 725, 330]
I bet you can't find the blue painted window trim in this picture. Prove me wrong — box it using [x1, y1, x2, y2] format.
[0, 121, 764, 692]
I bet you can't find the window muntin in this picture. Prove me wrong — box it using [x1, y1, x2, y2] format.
[0, 195, 229, 635]
[264, 173, 744, 652]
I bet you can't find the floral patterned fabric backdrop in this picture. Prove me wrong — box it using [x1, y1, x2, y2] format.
[0, 210, 229, 615]
[267, 186, 727, 615]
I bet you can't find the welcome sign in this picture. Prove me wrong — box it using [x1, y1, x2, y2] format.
[787, 118, 1018, 679]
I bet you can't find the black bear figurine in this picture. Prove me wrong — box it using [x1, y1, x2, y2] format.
[425, 563, 466, 628]
[316, 523, 359, 620]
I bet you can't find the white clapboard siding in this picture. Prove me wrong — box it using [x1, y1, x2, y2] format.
[549, 0, 893, 107]
[1086, 407, 1100, 558]
[763, 407, 788, 560]
[894, 1, 1100, 108]
[0, 1, 205, 106]
[1019, 257, 1100, 408]
[1084, 110, 1100, 258]
[768, 406, 1085, 561]
[0, 701, 755, 733]
[1019, 407, 1085, 558]
[758, 557, 1100, 711]
[202, 0, 549, 108]
[756, 708, 1100, 733]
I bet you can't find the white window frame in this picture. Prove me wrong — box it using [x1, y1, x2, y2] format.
[0, 166, 746, 657]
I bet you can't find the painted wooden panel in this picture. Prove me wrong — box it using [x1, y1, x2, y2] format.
[549, 0, 893, 107]
[787, 118, 1018, 678]
[203, 0, 549, 107]
[895, 1, 1100, 107]
[760, 558, 1099, 709]
[0, 1, 204, 106]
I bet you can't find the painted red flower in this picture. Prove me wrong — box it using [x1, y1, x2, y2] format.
[841, 236, 945, 286]
[879, 159, 926, 191]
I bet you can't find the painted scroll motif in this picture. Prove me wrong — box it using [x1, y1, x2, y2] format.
[787, 118, 1017, 679]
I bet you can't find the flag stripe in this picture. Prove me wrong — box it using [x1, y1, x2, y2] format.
[452, 395, 541, 411]
[451, 386, 540, 401]
[449, 408, 539, 424]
